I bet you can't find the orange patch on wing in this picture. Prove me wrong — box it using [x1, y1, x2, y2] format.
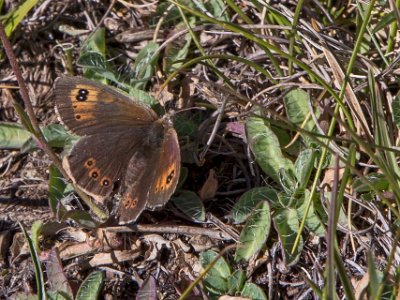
[123, 195, 138, 209]
[154, 163, 177, 193]
[74, 112, 95, 120]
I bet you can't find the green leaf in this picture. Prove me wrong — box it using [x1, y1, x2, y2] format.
[228, 270, 246, 294]
[200, 250, 231, 295]
[131, 42, 159, 90]
[31, 220, 43, 255]
[172, 190, 205, 222]
[296, 190, 325, 237]
[0, 122, 31, 149]
[82, 29, 106, 55]
[352, 173, 389, 193]
[295, 148, 317, 189]
[246, 113, 295, 184]
[241, 282, 268, 300]
[78, 29, 121, 84]
[128, 87, 156, 106]
[48, 164, 68, 215]
[232, 187, 278, 224]
[47, 291, 71, 300]
[274, 208, 303, 266]
[77, 52, 119, 84]
[76, 271, 104, 300]
[174, 115, 198, 138]
[3, 0, 39, 37]
[372, 11, 396, 34]
[278, 168, 298, 194]
[19, 222, 46, 300]
[205, 0, 230, 21]
[283, 89, 316, 146]
[60, 210, 100, 229]
[22, 124, 76, 153]
[235, 201, 271, 262]
[163, 18, 195, 72]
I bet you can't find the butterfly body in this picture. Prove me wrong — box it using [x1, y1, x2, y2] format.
[54, 77, 180, 224]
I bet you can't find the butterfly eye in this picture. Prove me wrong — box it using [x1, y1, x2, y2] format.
[76, 89, 89, 101]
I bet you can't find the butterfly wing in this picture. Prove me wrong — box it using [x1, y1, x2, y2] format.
[55, 77, 158, 135]
[146, 128, 181, 208]
[64, 129, 151, 201]
[118, 127, 180, 224]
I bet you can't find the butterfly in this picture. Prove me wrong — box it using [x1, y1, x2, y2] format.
[54, 77, 180, 224]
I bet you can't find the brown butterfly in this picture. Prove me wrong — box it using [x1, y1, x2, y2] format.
[54, 77, 181, 224]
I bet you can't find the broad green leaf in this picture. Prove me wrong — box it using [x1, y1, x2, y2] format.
[278, 168, 298, 194]
[60, 210, 100, 230]
[205, 0, 229, 21]
[78, 29, 117, 84]
[296, 190, 325, 237]
[48, 164, 68, 216]
[163, 18, 195, 72]
[47, 291, 71, 300]
[271, 125, 301, 157]
[246, 113, 294, 184]
[4, 0, 39, 37]
[295, 149, 317, 189]
[128, 88, 156, 106]
[232, 187, 278, 224]
[131, 42, 159, 90]
[172, 190, 205, 222]
[235, 201, 271, 262]
[22, 124, 76, 153]
[228, 270, 246, 294]
[200, 250, 231, 295]
[0, 122, 31, 149]
[241, 282, 268, 300]
[174, 115, 198, 138]
[82, 28, 106, 55]
[274, 208, 302, 266]
[77, 52, 119, 84]
[352, 173, 389, 193]
[76, 271, 104, 300]
[283, 89, 316, 146]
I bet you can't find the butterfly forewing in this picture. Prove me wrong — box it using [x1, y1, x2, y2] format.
[55, 77, 158, 136]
